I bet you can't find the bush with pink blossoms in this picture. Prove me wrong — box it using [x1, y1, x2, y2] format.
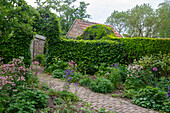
[0, 58, 40, 94]
[125, 64, 154, 90]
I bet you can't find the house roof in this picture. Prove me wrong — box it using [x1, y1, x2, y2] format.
[70, 19, 122, 37]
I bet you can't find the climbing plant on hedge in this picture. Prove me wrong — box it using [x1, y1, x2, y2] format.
[0, 0, 38, 65]
[77, 24, 117, 40]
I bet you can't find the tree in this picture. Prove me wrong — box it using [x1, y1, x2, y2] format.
[156, 0, 170, 38]
[105, 3, 170, 38]
[0, 0, 38, 42]
[35, 0, 91, 35]
[105, 11, 127, 34]
[126, 4, 156, 37]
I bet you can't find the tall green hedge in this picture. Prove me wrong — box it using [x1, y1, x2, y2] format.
[0, 31, 34, 66]
[49, 37, 170, 74]
[45, 14, 61, 68]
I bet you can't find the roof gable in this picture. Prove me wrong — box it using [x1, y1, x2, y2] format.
[66, 19, 122, 38]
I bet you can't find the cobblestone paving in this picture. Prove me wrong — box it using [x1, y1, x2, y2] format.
[38, 73, 158, 113]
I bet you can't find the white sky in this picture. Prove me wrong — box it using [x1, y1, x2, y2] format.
[25, 0, 165, 24]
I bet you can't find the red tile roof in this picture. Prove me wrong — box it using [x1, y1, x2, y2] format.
[75, 19, 122, 37]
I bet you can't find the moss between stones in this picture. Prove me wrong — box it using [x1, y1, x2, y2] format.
[77, 24, 117, 40]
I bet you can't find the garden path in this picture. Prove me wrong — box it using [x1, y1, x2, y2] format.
[38, 72, 158, 113]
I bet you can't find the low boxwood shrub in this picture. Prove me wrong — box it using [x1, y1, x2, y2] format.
[52, 69, 65, 78]
[132, 86, 170, 112]
[90, 77, 114, 94]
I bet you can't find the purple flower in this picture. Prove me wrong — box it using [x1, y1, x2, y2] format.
[74, 83, 78, 86]
[111, 65, 113, 67]
[152, 67, 158, 71]
[113, 63, 119, 67]
[168, 87, 170, 89]
[64, 70, 73, 75]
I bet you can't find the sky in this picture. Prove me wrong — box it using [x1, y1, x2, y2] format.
[25, 0, 165, 24]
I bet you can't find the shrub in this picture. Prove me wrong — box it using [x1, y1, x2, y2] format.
[90, 77, 114, 94]
[76, 24, 117, 40]
[45, 58, 68, 74]
[132, 86, 170, 112]
[58, 90, 79, 102]
[52, 69, 65, 78]
[0, 0, 36, 66]
[79, 77, 92, 87]
[122, 89, 138, 99]
[108, 67, 122, 89]
[125, 64, 154, 90]
[6, 89, 49, 113]
[134, 53, 170, 77]
[34, 54, 46, 66]
[155, 77, 170, 92]
[94, 63, 108, 76]
[48, 37, 170, 74]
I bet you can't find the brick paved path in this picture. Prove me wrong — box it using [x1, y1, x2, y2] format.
[38, 73, 158, 113]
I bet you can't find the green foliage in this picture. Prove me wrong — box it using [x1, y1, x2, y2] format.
[155, 77, 170, 92]
[105, 10, 127, 34]
[108, 67, 122, 89]
[52, 69, 65, 78]
[134, 52, 170, 77]
[34, 54, 46, 66]
[35, 0, 91, 35]
[79, 77, 92, 87]
[6, 89, 49, 113]
[0, 0, 38, 65]
[68, 71, 84, 83]
[50, 37, 170, 74]
[132, 86, 170, 112]
[125, 65, 154, 90]
[46, 58, 68, 74]
[50, 39, 123, 74]
[38, 83, 50, 91]
[45, 14, 61, 67]
[106, 3, 170, 38]
[90, 77, 114, 94]
[77, 24, 117, 40]
[94, 63, 108, 76]
[122, 89, 138, 99]
[58, 90, 79, 102]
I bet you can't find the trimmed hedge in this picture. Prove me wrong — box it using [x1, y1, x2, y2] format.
[0, 31, 34, 66]
[47, 37, 170, 74]
[45, 14, 61, 68]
